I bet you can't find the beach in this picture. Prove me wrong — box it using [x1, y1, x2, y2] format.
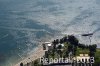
[14, 44, 45, 66]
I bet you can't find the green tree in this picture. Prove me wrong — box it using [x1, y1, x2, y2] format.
[68, 35, 79, 46]
[33, 59, 41, 66]
[57, 44, 62, 57]
[20, 62, 23, 66]
[89, 44, 97, 57]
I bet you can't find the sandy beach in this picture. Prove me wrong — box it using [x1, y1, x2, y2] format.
[14, 44, 45, 66]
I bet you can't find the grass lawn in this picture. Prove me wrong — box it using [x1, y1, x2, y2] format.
[95, 48, 100, 57]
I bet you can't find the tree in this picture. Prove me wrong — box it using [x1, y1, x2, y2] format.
[68, 35, 79, 46]
[78, 43, 86, 49]
[63, 36, 68, 42]
[68, 44, 73, 52]
[55, 39, 59, 44]
[33, 59, 40, 66]
[52, 40, 56, 49]
[52, 40, 57, 58]
[57, 44, 62, 57]
[31, 61, 34, 66]
[60, 39, 63, 44]
[89, 44, 97, 57]
[20, 62, 23, 66]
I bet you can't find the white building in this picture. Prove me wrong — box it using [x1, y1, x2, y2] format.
[42, 42, 52, 50]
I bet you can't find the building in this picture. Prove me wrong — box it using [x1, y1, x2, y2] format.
[42, 42, 52, 51]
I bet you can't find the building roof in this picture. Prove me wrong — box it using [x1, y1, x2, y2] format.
[47, 43, 52, 46]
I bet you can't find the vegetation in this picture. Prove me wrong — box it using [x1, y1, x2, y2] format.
[93, 48, 100, 66]
[51, 35, 97, 56]
[49, 35, 99, 65]
[20, 62, 23, 66]
[20, 35, 100, 66]
[31, 59, 42, 66]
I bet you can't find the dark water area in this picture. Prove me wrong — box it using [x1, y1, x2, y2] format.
[0, 0, 56, 66]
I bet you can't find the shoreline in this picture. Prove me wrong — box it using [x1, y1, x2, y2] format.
[14, 44, 45, 66]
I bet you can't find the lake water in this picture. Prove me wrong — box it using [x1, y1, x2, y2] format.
[0, 0, 100, 66]
[0, 0, 56, 66]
